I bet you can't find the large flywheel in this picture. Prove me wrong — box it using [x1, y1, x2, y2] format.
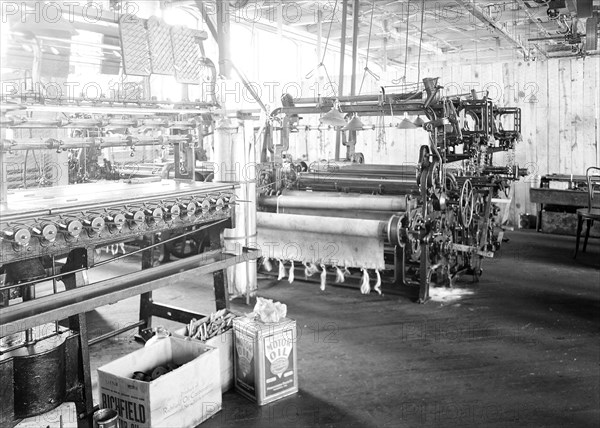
[459, 179, 475, 227]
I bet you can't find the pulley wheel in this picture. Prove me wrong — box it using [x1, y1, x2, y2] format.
[459, 179, 475, 228]
[386, 215, 403, 247]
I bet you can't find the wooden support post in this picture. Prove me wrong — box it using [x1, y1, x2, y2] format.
[137, 236, 155, 340]
[60, 249, 94, 423]
[339, 0, 348, 97]
[335, 0, 349, 161]
[350, 0, 360, 97]
[347, 0, 361, 161]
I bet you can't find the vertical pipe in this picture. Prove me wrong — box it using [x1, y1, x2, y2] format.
[213, 118, 256, 297]
[181, 83, 189, 101]
[244, 120, 258, 298]
[348, 0, 361, 161]
[52, 256, 59, 333]
[217, 0, 232, 79]
[31, 39, 42, 87]
[335, 0, 349, 161]
[350, 0, 360, 96]
[383, 20, 389, 74]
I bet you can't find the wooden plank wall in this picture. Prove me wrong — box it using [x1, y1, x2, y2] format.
[422, 57, 600, 224]
[277, 51, 599, 225]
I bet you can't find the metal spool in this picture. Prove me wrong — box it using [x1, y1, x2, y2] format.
[84, 217, 105, 235]
[145, 207, 164, 224]
[181, 201, 196, 218]
[58, 219, 83, 238]
[32, 224, 58, 243]
[199, 198, 211, 214]
[220, 195, 231, 210]
[4, 228, 31, 247]
[106, 213, 126, 230]
[126, 210, 145, 228]
[161, 204, 180, 222]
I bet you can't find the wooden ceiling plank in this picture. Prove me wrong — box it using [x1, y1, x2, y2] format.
[514, 0, 552, 38]
[453, 0, 529, 58]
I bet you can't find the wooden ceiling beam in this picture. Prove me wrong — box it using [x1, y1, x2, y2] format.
[370, 3, 456, 53]
[453, 0, 529, 58]
[415, 52, 526, 66]
[305, 7, 445, 55]
[373, 23, 443, 55]
[513, 0, 552, 38]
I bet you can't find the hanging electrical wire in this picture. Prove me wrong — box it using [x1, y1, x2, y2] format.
[321, 0, 339, 64]
[403, 0, 411, 81]
[376, 112, 386, 152]
[358, 0, 379, 95]
[305, 0, 340, 97]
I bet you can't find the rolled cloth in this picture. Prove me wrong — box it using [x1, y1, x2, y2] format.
[256, 212, 385, 270]
[259, 191, 409, 211]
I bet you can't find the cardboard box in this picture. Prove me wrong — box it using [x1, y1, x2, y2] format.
[173, 328, 234, 393]
[233, 317, 298, 405]
[98, 337, 221, 428]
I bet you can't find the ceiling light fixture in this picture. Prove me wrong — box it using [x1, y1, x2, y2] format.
[397, 113, 417, 129]
[342, 113, 365, 131]
[320, 101, 347, 127]
[413, 116, 426, 127]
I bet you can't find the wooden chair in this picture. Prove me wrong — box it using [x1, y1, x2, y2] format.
[575, 166, 600, 257]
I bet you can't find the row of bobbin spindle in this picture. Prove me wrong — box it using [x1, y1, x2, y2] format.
[1, 193, 234, 249]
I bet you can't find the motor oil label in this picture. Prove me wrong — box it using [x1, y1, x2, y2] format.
[235, 333, 256, 395]
[263, 328, 296, 398]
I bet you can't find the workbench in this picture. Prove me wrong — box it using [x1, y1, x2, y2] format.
[530, 174, 600, 236]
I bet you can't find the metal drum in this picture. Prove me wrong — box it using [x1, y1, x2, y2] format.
[10, 333, 67, 418]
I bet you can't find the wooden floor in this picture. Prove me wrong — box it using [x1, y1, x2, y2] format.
[87, 230, 600, 427]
